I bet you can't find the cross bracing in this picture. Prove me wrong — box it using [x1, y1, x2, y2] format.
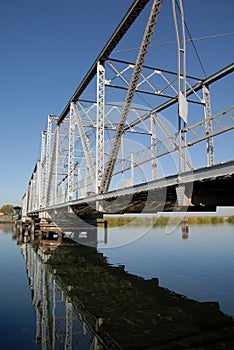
[25, 0, 234, 214]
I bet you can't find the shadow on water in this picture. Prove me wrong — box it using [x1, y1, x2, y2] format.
[15, 228, 234, 350]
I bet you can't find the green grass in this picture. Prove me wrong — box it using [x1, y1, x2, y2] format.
[99, 215, 234, 227]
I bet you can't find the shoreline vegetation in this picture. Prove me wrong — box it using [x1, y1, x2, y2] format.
[1, 214, 234, 226]
[100, 215, 234, 227]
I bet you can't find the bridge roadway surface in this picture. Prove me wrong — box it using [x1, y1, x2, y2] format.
[34, 160, 234, 221]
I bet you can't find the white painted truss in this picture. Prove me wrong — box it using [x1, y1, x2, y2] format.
[24, 0, 234, 214]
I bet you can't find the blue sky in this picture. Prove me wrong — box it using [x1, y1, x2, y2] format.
[0, 0, 233, 207]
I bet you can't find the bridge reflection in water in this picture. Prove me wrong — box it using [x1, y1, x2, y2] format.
[17, 230, 234, 350]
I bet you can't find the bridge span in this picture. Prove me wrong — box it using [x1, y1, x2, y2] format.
[52, 159, 234, 215]
[22, 0, 234, 227]
[23, 160, 234, 232]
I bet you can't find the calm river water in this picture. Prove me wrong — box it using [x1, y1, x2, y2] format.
[0, 221, 234, 349]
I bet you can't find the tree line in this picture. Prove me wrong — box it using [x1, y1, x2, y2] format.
[0, 204, 14, 215]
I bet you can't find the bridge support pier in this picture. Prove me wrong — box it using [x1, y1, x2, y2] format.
[36, 206, 103, 247]
[176, 183, 192, 207]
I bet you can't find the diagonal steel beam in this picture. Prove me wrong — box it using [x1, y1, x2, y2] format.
[99, 0, 164, 194]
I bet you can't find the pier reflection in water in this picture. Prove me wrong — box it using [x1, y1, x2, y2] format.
[18, 233, 105, 350]
[16, 224, 234, 350]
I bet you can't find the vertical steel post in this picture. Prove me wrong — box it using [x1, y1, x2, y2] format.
[130, 152, 135, 185]
[151, 113, 157, 180]
[96, 61, 105, 194]
[45, 116, 52, 206]
[86, 136, 91, 197]
[45, 117, 59, 207]
[203, 85, 214, 166]
[28, 180, 33, 212]
[40, 131, 46, 208]
[121, 137, 124, 187]
[54, 125, 59, 205]
[36, 160, 41, 210]
[30, 177, 35, 212]
[77, 164, 82, 198]
[35, 169, 38, 210]
[172, 0, 187, 174]
[29, 178, 33, 212]
[31, 173, 36, 211]
[68, 106, 75, 201]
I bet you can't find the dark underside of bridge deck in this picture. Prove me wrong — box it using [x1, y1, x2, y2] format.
[69, 172, 234, 219]
[31, 162, 234, 227]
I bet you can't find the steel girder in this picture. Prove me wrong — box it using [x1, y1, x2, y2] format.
[96, 62, 105, 193]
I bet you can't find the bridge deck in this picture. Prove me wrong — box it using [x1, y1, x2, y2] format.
[34, 160, 234, 217]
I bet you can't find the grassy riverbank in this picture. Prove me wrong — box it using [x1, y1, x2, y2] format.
[1, 213, 233, 227]
[100, 215, 234, 227]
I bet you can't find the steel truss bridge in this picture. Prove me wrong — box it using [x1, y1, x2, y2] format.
[23, 0, 234, 222]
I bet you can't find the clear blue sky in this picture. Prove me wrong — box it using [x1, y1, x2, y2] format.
[0, 0, 233, 207]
